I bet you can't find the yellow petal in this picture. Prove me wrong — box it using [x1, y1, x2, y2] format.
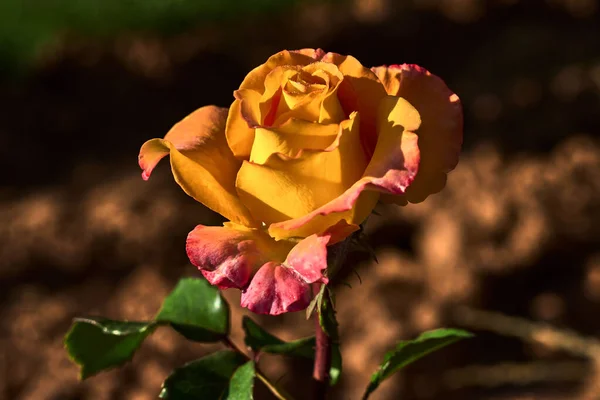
[139, 106, 256, 227]
[258, 66, 295, 126]
[371, 64, 463, 203]
[365, 95, 421, 179]
[267, 96, 421, 240]
[236, 113, 368, 228]
[274, 62, 346, 125]
[225, 90, 262, 159]
[322, 53, 387, 157]
[303, 62, 346, 123]
[239, 50, 316, 92]
[371, 65, 401, 95]
[250, 119, 341, 164]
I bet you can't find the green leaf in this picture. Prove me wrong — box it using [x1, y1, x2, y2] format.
[226, 361, 255, 400]
[306, 284, 325, 320]
[64, 317, 156, 379]
[159, 350, 247, 399]
[363, 328, 473, 399]
[242, 316, 341, 386]
[242, 316, 315, 359]
[156, 277, 229, 342]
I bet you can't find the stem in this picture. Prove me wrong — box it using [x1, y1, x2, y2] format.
[313, 305, 332, 399]
[256, 372, 289, 400]
[221, 336, 294, 400]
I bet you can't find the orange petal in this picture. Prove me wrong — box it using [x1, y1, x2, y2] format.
[225, 90, 262, 159]
[268, 96, 421, 240]
[249, 118, 341, 164]
[372, 64, 463, 203]
[236, 113, 368, 231]
[139, 106, 256, 227]
[239, 50, 317, 93]
[322, 52, 388, 158]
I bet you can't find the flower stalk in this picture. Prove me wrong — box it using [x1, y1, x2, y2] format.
[313, 304, 333, 399]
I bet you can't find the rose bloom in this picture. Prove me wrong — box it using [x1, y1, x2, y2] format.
[139, 49, 462, 315]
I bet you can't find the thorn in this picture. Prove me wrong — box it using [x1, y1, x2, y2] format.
[353, 269, 363, 285]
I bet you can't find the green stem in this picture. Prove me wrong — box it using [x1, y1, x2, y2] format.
[256, 372, 289, 400]
[221, 336, 295, 400]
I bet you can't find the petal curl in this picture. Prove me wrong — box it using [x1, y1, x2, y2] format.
[240, 232, 331, 315]
[239, 50, 317, 92]
[139, 106, 256, 227]
[372, 64, 463, 203]
[186, 223, 295, 289]
[284, 232, 331, 284]
[227, 49, 385, 161]
[188, 223, 333, 315]
[236, 112, 368, 228]
[240, 262, 312, 315]
[268, 96, 421, 240]
[249, 119, 341, 164]
[264, 63, 345, 127]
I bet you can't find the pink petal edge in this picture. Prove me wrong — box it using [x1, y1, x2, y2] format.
[240, 232, 331, 315]
[186, 225, 262, 289]
[187, 224, 333, 315]
[240, 262, 312, 315]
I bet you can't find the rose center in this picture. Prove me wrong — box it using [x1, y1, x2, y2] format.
[284, 70, 328, 96]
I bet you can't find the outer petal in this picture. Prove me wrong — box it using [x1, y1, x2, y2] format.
[240, 231, 331, 315]
[284, 232, 331, 284]
[268, 96, 421, 240]
[372, 64, 463, 203]
[139, 106, 256, 227]
[186, 224, 295, 289]
[236, 113, 368, 227]
[240, 262, 311, 315]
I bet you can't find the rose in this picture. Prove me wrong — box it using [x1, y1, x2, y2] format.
[139, 49, 462, 315]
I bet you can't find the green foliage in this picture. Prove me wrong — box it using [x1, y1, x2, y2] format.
[159, 350, 248, 399]
[226, 361, 255, 400]
[65, 277, 230, 380]
[305, 283, 325, 320]
[156, 277, 229, 342]
[0, 0, 335, 75]
[243, 315, 342, 386]
[243, 316, 315, 359]
[64, 317, 156, 379]
[363, 328, 474, 399]
[64, 276, 473, 399]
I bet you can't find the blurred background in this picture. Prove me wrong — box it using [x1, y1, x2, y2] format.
[1, 0, 600, 399]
